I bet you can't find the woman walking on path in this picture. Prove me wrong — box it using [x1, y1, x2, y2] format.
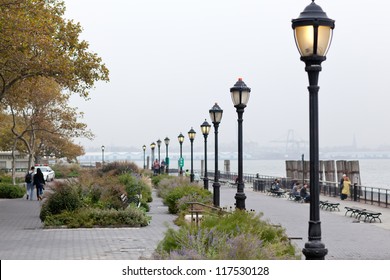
[33, 168, 45, 201]
[341, 176, 351, 200]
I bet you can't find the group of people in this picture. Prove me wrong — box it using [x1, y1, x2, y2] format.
[25, 166, 46, 201]
[290, 181, 310, 202]
[152, 159, 166, 175]
[339, 174, 351, 200]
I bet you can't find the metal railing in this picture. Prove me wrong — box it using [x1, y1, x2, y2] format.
[175, 170, 390, 209]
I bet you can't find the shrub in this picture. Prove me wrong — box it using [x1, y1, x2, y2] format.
[154, 176, 189, 199]
[151, 174, 171, 187]
[39, 182, 82, 221]
[52, 164, 81, 178]
[163, 185, 212, 214]
[99, 184, 126, 210]
[43, 205, 150, 228]
[0, 183, 25, 198]
[153, 210, 299, 260]
[102, 161, 139, 175]
[118, 173, 152, 206]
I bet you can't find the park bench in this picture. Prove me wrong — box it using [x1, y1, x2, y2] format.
[288, 193, 304, 202]
[120, 193, 141, 208]
[269, 189, 286, 198]
[357, 210, 382, 223]
[320, 201, 340, 211]
[344, 206, 366, 217]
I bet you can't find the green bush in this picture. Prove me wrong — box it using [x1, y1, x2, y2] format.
[40, 183, 82, 221]
[102, 161, 139, 175]
[151, 174, 172, 187]
[118, 173, 152, 206]
[52, 164, 81, 178]
[163, 185, 212, 214]
[153, 210, 299, 260]
[43, 205, 150, 228]
[0, 183, 25, 198]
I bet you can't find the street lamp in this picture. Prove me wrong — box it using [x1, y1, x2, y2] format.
[230, 78, 251, 210]
[142, 145, 146, 169]
[157, 139, 162, 174]
[201, 119, 211, 190]
[150, 142, 156, 171]
[209, 103, 223, 207]
[188, 127, 196, 182]
[292, 0, 335, 260]
[101, 145, 105, 168]
[164, 137, 170, 174]
[157, 139, 162, 163]
[178, 133, 185, 175]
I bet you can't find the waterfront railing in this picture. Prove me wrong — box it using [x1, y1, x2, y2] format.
[199, 170, 390, 209]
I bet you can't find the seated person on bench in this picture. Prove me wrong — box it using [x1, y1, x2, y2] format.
[300, 184, 310, 203]
[271, 179, 281, 191]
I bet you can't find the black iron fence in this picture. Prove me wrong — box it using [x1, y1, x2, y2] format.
[198, 170, 390, 209]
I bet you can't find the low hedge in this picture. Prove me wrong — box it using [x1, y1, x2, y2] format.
[43, 206, 150, 228]
[0, 183, 25, 198]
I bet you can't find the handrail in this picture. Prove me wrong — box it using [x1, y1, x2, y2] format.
[186, 202, 229, 227]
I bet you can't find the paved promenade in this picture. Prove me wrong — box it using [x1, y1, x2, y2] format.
[1, 184, 390, 260]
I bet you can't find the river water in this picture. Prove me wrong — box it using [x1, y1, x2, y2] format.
[133, 159, 390, 189]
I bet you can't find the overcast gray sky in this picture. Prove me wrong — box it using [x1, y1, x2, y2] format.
[65, 0, 389, 152]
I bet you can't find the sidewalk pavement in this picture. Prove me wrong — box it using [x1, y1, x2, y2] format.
[0, 190, 177, 260]
[1, 184, 390, 260]
[219, 185, 390, 260]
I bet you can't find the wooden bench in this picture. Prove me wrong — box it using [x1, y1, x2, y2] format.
[344, 206, 366, 217]
[357, 210, 382, 223]
[320, 201, 340, 211]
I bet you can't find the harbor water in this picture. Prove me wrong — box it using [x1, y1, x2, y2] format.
[132, 158, 390, 190]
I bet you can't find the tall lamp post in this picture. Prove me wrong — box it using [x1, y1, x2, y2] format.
[201, 119, 211, 190]
[292, 0, 335, 260]
[157, 139, 162, 174]
[188, 128, 196, 182]
[164, 137, 170, 174]
[230, 78, 251, 210]
[157, 139, 162, 163]
[150, 142, 156, 171]
[209, 103, 223, 207]
[178, 133, 185, 175]
[142, 145, 146, 169]
[101, 145, 105, 168]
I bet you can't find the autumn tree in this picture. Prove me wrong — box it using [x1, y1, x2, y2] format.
[2, 76, 93, 182]
[0, 0, 109, 102]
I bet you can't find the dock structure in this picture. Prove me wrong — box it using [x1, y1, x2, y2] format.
[286, 159, 361, 185]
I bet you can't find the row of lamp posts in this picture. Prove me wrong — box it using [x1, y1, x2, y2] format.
[140, 1, 334, 260]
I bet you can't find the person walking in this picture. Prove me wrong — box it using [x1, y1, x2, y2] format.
[25, 166, 35, 200]
[33, 168, 45, 201]
[341, 176, 351, 200]
[339, 174, 346, 199]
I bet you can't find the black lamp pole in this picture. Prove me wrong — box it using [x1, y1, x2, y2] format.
[178, 133, 184, 176]
[209, 103, 223, 207]
[230, 78, 251, 210]
[142, 145, 146, 169]
[201, 119, 211, 190]
[292, 0, 335, 260]
[101, 145, 105, 168]
[150, 142, 156, 170]
[188, 128, 196, 182]
[164, 137, 170, 174]
[157, 139, 161, 162]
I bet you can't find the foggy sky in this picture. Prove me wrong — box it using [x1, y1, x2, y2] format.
[65, 0, 390, 153]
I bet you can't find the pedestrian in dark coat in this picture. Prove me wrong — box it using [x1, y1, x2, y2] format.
[33, 168, 45, 200]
